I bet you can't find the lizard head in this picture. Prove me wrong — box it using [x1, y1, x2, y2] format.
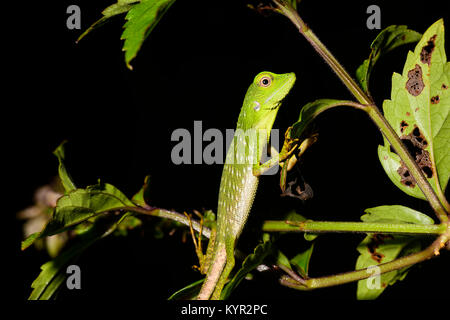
[240, 71, 296, 131]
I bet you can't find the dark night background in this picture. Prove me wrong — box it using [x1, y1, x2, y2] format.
[7, 0, 450, 306]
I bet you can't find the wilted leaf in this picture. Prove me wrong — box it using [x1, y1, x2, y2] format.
[379, 19, 450, 200]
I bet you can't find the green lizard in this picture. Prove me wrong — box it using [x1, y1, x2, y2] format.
[196, 71, 296, 300]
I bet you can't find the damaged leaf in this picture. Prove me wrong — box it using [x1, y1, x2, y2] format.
[355, 205, 433, 300]
[356, 25, 422, 94]
[378, 19, 450, 201]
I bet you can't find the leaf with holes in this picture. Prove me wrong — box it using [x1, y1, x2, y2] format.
[378, 19, 450, 201]
[356, 25, 421, 94]
[355, 205, 433, 300]
[121, 0, 176, 69]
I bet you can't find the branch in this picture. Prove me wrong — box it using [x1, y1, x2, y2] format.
[263, 220, 446, 235]
[121, 206, 211, 239]
[279, 230, 449, 290]
[272, 0, 449, 222]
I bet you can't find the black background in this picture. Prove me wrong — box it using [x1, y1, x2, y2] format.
[7, 0, 450, 304]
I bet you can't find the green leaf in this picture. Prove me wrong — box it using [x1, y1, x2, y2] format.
[379, 19, 450, 200]
[221, 240, 273, 300]
[361, 205, 435, 225]
[28, 214, 127, 300]
[53, 141, 76, 192]
[168, 278, 205, 300]
[355, 205, 432, 300]
[132, 175, 151, 206]
[121, 0, 176, 69]
[356, 25, 422, 94]
[290, 99, 357, 139]
[77, 0, 141, 42]
[22, 182, 135, 250]
[276, 250, 292, 270]
[285, 0, 302, 10]
[289, 243, 314, 278]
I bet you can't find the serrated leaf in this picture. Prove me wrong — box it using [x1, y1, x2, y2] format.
[53, 141, 76, 192]
[22, 182, 135, 250]
[379, 19, 450, 201]
[77, 0, 141, 42]
[355, 205, 431, 300]
[28, 214, 126, 300]
[356, 25, 422, 93]
[221, 240, 272, 300]
[29, 240, 91, 300]
[121, 0, 176, 69]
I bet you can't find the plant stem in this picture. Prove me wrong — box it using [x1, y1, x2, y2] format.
[263, 220, 446, 235]
[272, 0, 448, 222]
[273, 1, 371, 105]
[121, 206, 211, 238]
[280, 232, 449, 290]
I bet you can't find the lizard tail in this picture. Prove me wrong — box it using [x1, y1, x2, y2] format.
[197, 244, 227, 300]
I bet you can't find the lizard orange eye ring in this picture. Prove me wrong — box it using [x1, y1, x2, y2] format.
[259, 76, 272, 87]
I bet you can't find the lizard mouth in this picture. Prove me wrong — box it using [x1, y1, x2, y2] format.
[263, 102, 281, 111]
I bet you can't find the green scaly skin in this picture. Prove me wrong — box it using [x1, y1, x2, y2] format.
[197, 71, 296, 300]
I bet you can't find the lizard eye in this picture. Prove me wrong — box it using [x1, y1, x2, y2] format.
[259, 76, 272, 87]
